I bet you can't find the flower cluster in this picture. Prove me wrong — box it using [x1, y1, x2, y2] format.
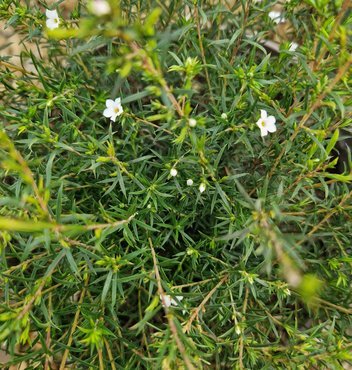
[45, 6, 278, 139]
[169, 168, 206, 193]
[100, 96, 277, 190]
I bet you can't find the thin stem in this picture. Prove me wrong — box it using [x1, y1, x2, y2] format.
[230, 1, 251, 65]
[238, 287, 249, 370]
[149, 237, 195, 370]
[59, 277, 88, 370]
[313, 0, 351, 71]
[44, 292, 52, 370]
[1, 132, 51, 218]
[184, 274, 228, 333]
[98, 348, 104, 370]
[129, 42, 184, 117]
[17, 279, 47, 321]
[104, 338, 117, 370]
[0, 60, 37, 76]
[301, 189, 352, 243]
[268, 57, 352, 180]
[194, 5, 214, 103]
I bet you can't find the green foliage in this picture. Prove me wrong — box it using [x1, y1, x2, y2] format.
[0, 0, 352, 368]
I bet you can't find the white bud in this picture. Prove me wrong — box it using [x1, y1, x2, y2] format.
[199, 183, 206, 193]
[289, 42, 298, 52]
[186, 179, 193, 186]
[235, 325, 242, 335]
[89, 0, 111, 16]
[221, 113, 228, 119]
[188, 118, 197, 127]
[170, 168, 178, 177]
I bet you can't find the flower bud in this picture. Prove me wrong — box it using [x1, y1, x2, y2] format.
[89, 0, 111, 16]
[199, 183, 206, 193]
[188, 118, 197, 127]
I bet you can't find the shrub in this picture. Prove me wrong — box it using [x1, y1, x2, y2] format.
[0, 0, 351, 368]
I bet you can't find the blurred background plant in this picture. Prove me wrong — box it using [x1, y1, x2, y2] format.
[0, 0, 352, 368]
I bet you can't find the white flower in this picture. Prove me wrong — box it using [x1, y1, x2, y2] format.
[186, 179, 193, 186]
[46, 9, 60, 30]
[89, 0, 111, 16]
[256, 109, 276, 137]
[170, 168, 178, 177]
[268, 11, 285, 24]
[103, 98, 123, 122]
[221, 113, 228, 120]
[188, 118, 197, 127]
[289, 42, 299, 52]
[160, 294, 183, 308]
[199, 183, 206, 193]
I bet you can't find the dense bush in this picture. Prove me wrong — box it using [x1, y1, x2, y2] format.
[0, 0, 352, 368]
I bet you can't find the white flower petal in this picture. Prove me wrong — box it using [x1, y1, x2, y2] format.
[260, 110, 267, 119]
[114, 97, 121, 105]
[160, 294, 172, 308]
[256, 118, 263, 129]
[266, 115, 276, 125]
[105, 99, 115, 108]
[103, 107, 113, 118]
[110, 113, 118, 122]
[266, 117, 277, 133]
[116, 104, 123, 115]
[260, 127, 268, 137]
[46, 18, 59, 30]
[268, 11, 285, 24]
[170, 296, 183, 306]
[46, 9, 58, 19]
[186, 179, 193, 186]
[268, 11, 280, 19]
